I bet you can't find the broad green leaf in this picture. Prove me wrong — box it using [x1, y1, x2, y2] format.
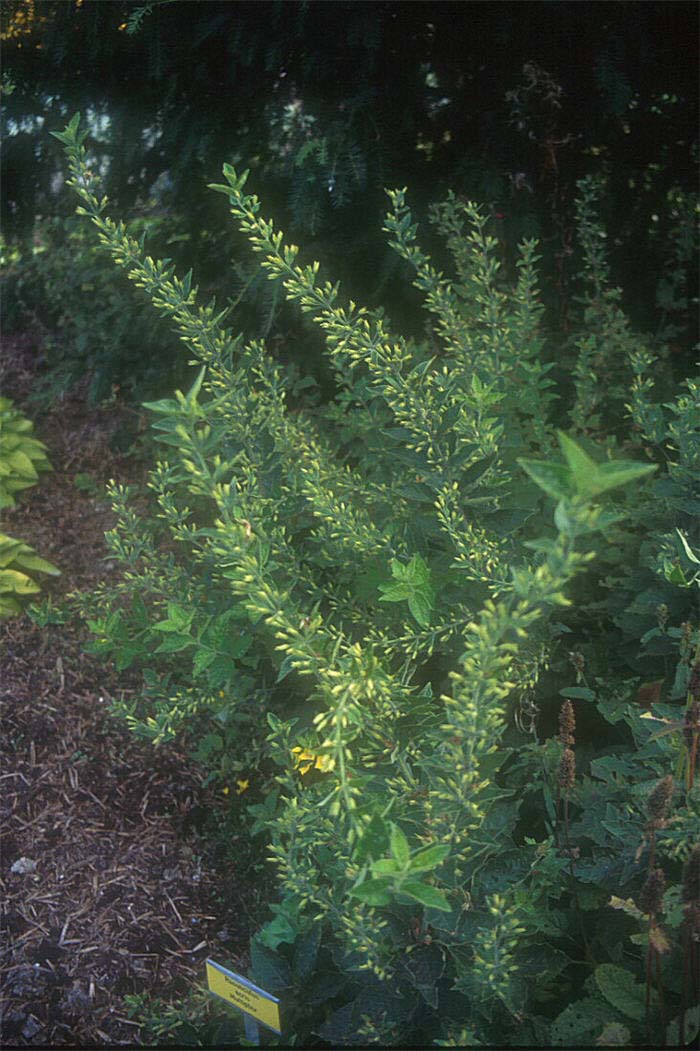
[229, 632, 253, 659]
[142, 397, 180, 415]
[559, 687, 596, 701]
[0, 540, 25, 567]
[292, 923, 322, 984]
[390, 822, 410, 867]
[371, 858, 403, 876]
[666, 1006, 700, 1047]
[406, 553, 431, 585]
[518, 458, 573, 501]
[354, 813, 389, 864]
[400, 881, 451, 912]
[0, 569, 39, 594]
[193, 647, 217, 676]
[557, 431, 596, 481]
[408, 589, 433, 627]
[250, 938, 292, 992]
[349, 878, 392, 906]
[6, 449, 38, 478]
[153, 603, 193, 632]
[584, 459, 656, 498]
[155, 633, 195, 653]
[594, 963, 646, 1021]
[550, 995, 619, 1044]
[677, 528, 700, 564]
[185, 364, 207, 405]
[408, 843, 451, 873]
[378, 581, 413, 603]
[15, 551, 60, 576]
[0, 595, 22, 617]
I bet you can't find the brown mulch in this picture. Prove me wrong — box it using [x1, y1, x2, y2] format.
[1, 333, 261, 1045]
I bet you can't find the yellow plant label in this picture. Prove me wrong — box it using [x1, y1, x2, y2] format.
[205, 959, 281, 1034]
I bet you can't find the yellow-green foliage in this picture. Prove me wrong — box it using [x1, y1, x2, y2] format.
[0, 396, 52, 509]
[52, 112, 698, 1048]
[0, 398, 59, 616]
[0, 533, 60, 618]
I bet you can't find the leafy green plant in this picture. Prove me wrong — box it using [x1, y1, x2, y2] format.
[54, 113, 698, 1047]
[0, 532, 60, 619]
[0, 398, 59, 617]
[0, 396, 52, 508]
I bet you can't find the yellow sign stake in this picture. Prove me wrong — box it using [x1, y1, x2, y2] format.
[206, 958, 282, 1041]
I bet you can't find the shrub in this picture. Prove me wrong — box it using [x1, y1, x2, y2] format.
[54, 113, 699, 1047]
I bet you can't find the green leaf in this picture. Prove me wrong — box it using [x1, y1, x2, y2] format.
[185, 365, 207, 405]
[559, 687, 596, 701]
[354, 813, 389, 863]
[594, 963, 646, 1021]
[677, 529, 700, 564]
[557, 431, 596, 480]
[0, 569, 39, 594]
[155, 633, 195, 653]
[550, 995, 619, 1044]
[377, 581, 412, 603]
[400, 881, 451, 912]
[666, 1006, 700, 1047]
[518, 458, 573, 501]
[349, 878, 393, 906]
[292, 923, 322, 983]
[6, 449, 38, 478]
[14, 551, 60, 576]
[584, 459, 656, 498]
[193, 647, 217, 676]
[406, 553, 431, 585]
[408, 589, 433, 627]
[250, 937, 292, 991]
[408, 843, 451, 873]
[390, 823, 410, 867]
[371, 858, 403, 876]
[153, 603, 194, 633]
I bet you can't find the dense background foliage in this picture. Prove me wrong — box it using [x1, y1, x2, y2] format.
[2, 2, 699, 1047]
[2, 0, 698, 402]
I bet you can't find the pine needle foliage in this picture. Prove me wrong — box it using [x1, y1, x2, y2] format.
[53, 114, 699, 1047]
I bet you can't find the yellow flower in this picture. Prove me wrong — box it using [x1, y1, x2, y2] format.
[291, 746, 335, 777]
[235, 779, 250, 795]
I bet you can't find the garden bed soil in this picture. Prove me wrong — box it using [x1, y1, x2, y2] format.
[1, 333, 257, 1045]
